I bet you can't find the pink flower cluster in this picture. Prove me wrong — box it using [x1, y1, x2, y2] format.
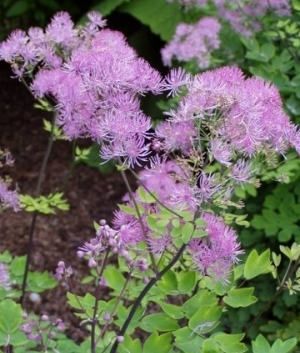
[0, 12, 163, 168]
[105, 65, 300, 281]
[20, 313, 65, 344]
[189, 213, 243, 282]
[110, 158, 243, 281]
[0, 149, 19, 212]
[161, 17, 221, 69]
[159, 66, 300, 158]
[215, 0, 290, 36]
[0, 263, 11, 290]
[167, 0, 290, 37]
[2, 11, 298, 284]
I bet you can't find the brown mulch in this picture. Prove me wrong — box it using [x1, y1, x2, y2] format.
[0, 62, 137, 342]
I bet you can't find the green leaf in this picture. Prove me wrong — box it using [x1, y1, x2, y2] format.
[252, 334, 271, 353]
[270, 337, 297, 353]
[189, 306, 223, 334]
[244, 249, 271, 280]
[214, 333, 246, 352]
[0, 330, 28, 347]
[118, 205, 144, 218]
[137, 187, 157, 203]
[202, 338, 219, 353]
[181, 221, 195, 243]
[292, 0, 300, 11]
[67, 292, 96, 311]
[55, 338, 81, 353]
[10, 256, 26, 277]
[183, 290, 218, 318]
[80, 0, 130, 20]
[5, 0, 29, 17]
[146, 215, 166, 233]
[174, 327, 204, 353]
[280, 243, 300, 260]
[103, 265, 126, 292]
[0, 251, 12, 263]
[223, 287, 257, 307]
[27, 271, 57, 292]
[143, 332, 171, 353]
[0, 300, 23, 333]
[141, 313, 179, 332]
[260, 43, 276, 60]
[157, 269, 177, 294]
[119, 334, 142, 353]
[246, 50, 269, 63]
[115, 306, 143, 334]
[177, 271, 196, 294]
[157, 302, 184, 319]
[119, 0, 183, 41]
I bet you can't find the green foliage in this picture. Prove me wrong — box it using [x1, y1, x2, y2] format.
[203, 333, 247, 353]
[119, 0, 183, 41]
[0, 300, 22, 333]
[75, 144, 116, 174]
[223, 287, 257, 308]
[0, 251, 57, 302]
[143, 332, 171, 353]
[43, 118, 67, 140]
[0, 0, 94, 40]
[244, 249, 272, 280]
[252, 334, 297, 353]
[4, 1, 300, 352]
[251, 181, 300, 242]
[78, 0, 130, 22]
[20, 192, 69, 214]
[140, 313, 179, 332]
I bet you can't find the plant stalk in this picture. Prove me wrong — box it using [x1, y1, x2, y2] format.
[20, 111, 57, 305]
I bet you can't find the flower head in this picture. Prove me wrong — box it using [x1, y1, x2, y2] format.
[0, 181, 20, 212]
[189, 213, 243, 282]
[161, 17, 221, 69]
[0, 263, 11, 290]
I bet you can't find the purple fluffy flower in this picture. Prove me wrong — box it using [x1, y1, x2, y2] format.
[229, 159, 252, 184]
[162, 68, 191, 97]
[0, 181, 20, 212]
[215, 0, 290, 36]
[161, 17, 221, 69]
[1, 11, 163, 168]
[165, 66, 296, 159]
[189, 213, 243, 282]
[0, 263, 11, 290]
[155, 120, 197, 154]
[45, 12, 75, 46]
[54, 261, 73, 280]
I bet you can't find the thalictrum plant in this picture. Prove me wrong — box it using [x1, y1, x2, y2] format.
[1, 4, 300, 353]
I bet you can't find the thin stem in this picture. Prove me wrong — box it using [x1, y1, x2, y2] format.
[59, 139, 77, 192]
[20, 111, 57, 305]
[91, 249, 110, 353]
[245, 255, 300, 334]
[109, 243, 187, 353]
[128, 168, 184, 219]
[117, 162, 159, 275]
[96, 275, 131, 347]
[245, 286, 284, 335]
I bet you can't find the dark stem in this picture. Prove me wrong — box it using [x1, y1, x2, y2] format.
[19, 112, 57, 305]
[117, 162, 158, 275]
[19, 212, 38, 305]
[109, 243, 187, 353]
[59, 139, 77, 192]
[245, 256, 300, 334]
[91, 250, 110, 353]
